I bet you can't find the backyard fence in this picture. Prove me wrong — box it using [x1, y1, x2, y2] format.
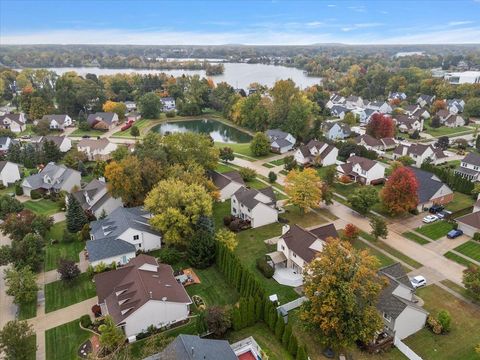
[394, 336, 423, 360]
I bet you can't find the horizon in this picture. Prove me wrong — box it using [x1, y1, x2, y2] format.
[1, 0, 480, 46]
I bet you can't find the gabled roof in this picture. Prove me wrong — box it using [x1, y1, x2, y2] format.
[86, 237, 136, 263]
[331, 105, 348, 115]
[418, 94, 435, 104]
[0, 161, 18, 173]
[381, 138, 397, 147]
[77, 137, 112, 151]
[94, 255, 191, 325]
[23, 162, 80, 190]
[281, 223, 338, 263]
[456, 211, 480, 229]
[408, 166, 451, 204]
[355, 134, 382, 147]
[462, 152, 480, 167]
[72, 179, 116, 212]
[437, 109, 450, 118]
[87, 112, 117, 126]
[0, 113, 24, 125]
[42, 114, 69, 124]
[210, 170, 245, 190]
[346, 155, 378, 171]
[233, 186, 276, 209]
[147, 334, 237, 360]
[0, 137, 11, 146]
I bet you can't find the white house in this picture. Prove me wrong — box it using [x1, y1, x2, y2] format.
[337, 155, 385, 185]
[77, 138, 118, 161]
[71, 179, 123, 219]
[0, 113, 26, 133]
[330, 105, 348, 119]
[94, 255, 191, 338]
[124, 101, 137, 112]
[326, 93, 346, 109]
[455, 152, 480, 181]
[294, 140, 338, 167]
[446, 99, 465, 114]
[437, 109, 465, 128]
[160, 97, 176, 111]
[322, 122, 351, 140]
[444, 71, 480, 85]
[266, 129, 296, 153]
[392, 143, 446, 167]
[42, 114, 73, 130]
[345, 96, 364, 108]
[367, 101, 392, 114]
[388, 92, 407, 101]
[31, 135, 72, 153]
[394, 114, 424, 134]
[0, 161, 21, 187]
[0, 137, 12, 152]
[378, 263, 428, 340]
[417, 95, 436, 107]
[231, 187, 278, 228]
[87, 207, 162, 267]
[210, 170, 245, 201]
[21, 162, 81, 197]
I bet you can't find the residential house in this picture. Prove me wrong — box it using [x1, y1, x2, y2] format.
[436, 109, 465, 128]
[210, 170, 246, 201]
[355, 135, 397, 152]
[330, 105, 348, 119]
[394, 114, 424, 134]
[351, 108, 367, 123]
[337, 155, 385, 185]
[42, 114, 72, 130]
[160, 97, 176, 111]
[71, 179, 123, 219]
[388, 92, 407, 101]
[446, 99, 465, 114]
[322, 121, 351, 140]
[377, 263, 428, 340]
[456, 196, 480, 236]
[363, 108, 380, 124]
[455, 152, 480, 181]
[31, 135, 72, 153]
[392, 143, 446, 167]
[231, 187, 278, 228]
[21, 162, 81, 197]
[126, 112, 141, 122]
[345, 96, 364, 108]
[407, 167, 453, 211]
[87, 206, 161, 267]
[94, 255, 191, 338]
[417, 95, 436, 107]
[0, 137, 12, 152]
[0, 113, 26, 133]
[294, 140, 338, 167]
[124, 101, 136, 112]
[367, 101, 392, 114]
[0, 161, 21, 187]
[266, 129, 296, 154]
[87, 112, 119, 130]
[326, 93, 346, 109]
[77, 138, 118, 161]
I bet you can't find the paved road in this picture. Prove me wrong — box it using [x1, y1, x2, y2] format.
[0, 233, 16, 330]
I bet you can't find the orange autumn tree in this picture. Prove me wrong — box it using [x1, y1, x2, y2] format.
[343, 223, 360, 244]
[103, 100, 127, 121]
[380, 166, 419, 215]
[366, 113, 395, 139]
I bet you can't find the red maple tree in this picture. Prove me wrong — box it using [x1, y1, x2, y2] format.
[380, 167, 419, 215]
[343, 223, 360, 244]
[366, 113, 396, 139]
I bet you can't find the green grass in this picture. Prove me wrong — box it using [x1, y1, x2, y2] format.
[440, 279, 472, 300]
[214, 142, 272, 160]
[227, 322, 293, 360]
[186, 266, 240, 307]
[215, 162, 237, 173]
[269, 158, 285, 166]
[111, 119, 154, 138]
[246, 177, 269, 190]
[425, 125, 472, 137]
[332, 181, 360, 198]
[44, 273, 96, 313]
[24, 199, 61, 216]
[445, 192, 475, 212]
[403, 285, 480, 360]
[44, 222, 84, 271]
[444, 251, 476, 267]
[18, 300, 37, 320]
[0, 185, 15, 196]
[69, 128, 106, 137]
[353, 240, 395, 268]
[213, 200, 231, 229]
[45, 318, 91, 360]
[282, 205, 330, 228]
[415, 221, 454, 240]
[403, 231, 431, 245]
[453, 241, 480, 262]
[262, 162, 275, 168]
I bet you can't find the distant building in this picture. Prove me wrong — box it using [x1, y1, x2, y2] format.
[31, 135, 72, 153]
[160, 97, 176, 111]
[87, 112, 119, 130]
[77, 138, 118, 161]
[266, 129, 296, 153]
[444, 71, 480, 85]
[322, 122, 351, 140]
[337, 155, 385, 185]
[294, 140, 338, 167]
[0, 113, 26, 133]
[42, 114, 73, 130]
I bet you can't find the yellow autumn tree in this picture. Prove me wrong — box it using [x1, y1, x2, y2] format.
[104, 156, 144, 206]
[285, 168, 323, 212]
[102, 100, 127, 120]
[301, 238, 384, 348]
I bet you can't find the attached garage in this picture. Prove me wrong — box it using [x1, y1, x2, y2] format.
[456, 211, 480, 237]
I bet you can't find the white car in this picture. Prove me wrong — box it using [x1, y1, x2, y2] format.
[410, 275, 427, 289]
[422, 215, 438, 223]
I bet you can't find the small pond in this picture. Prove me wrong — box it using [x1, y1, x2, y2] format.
[150, 119, 252, 143]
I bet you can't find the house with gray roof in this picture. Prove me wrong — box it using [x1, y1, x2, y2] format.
[30, 135, 72, 152]
[392, 143, 446, 167]
[330, 105, 349, 119]
[294, 139, 338, 167]
[455, 152, 480, 181]
[86, 206, 161, 266]
[322, 121, 351, 140]
[446, 99, 465, 114]
[337, 155, 385, 185]
[377, 263, 428, 340]
[0, 113, 26, 133]
[72, 179, 123, 219]
[94, 255, 191, 339]
[231, 186, 278, 228]
[210, 170, 245, 201]
[0, 136, 12, 152]
[42, 114, 72, 130]
[21, 162, 81, 197]
[266, 129, 296, 153]
[417, 94, 436, 107]
[87, 112, 119, 130]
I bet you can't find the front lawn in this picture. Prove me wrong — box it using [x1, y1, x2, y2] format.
[445, 192, 475, 212]
[44, 273, 96, 313]
[69, 128, 106, 137]
[18, 300, 37, 320]
[415, 221, 454, 240]
[227, 322, 293, 360]
[269, 158, 285, 166]
[425, 125, 472, 137]
[24, 199, 61, 216]
[282, 206, 331, 228]
[214, 142, 273, 160]
[332, 181, 360, 198]
[403, 285, 480, 360]
[186, 266, 239, 308]
[444, 251, 476, 267]
[453, 241, 480, 262]
[44, 222, 85, 271]
[215, 162, 237, 173]
[45, 318, 91, 360]
[111, 118, 153, 138]
[262, 162, 275, 168]
[403, 231, 431, 245]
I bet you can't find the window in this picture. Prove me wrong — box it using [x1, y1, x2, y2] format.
[281, 245, 285, 250]
[133, 235, 139, 241]
[138, 244, 141, 248]
[475, 166, 479, 171]
[293, 253, 297, 258]
[383, 313, 392, 322]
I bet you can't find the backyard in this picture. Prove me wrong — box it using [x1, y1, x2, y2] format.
[24, 199, 61, 216]
[44, 273, 96, 313]
[445, 191, 475, 212]
[415, 221, 454, 240]
[45, 318, 91, 360]
[44, 221, 84, 272]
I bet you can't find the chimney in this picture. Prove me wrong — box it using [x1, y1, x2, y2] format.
[282, 224, 290, 235]
[191, 347, 194, 355]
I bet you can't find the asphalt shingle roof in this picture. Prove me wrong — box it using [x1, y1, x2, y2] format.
[86, 237, 136, 262]
[408, 166, 450, 205]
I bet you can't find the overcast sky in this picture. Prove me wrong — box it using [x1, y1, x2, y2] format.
[1, 0, 480, 45]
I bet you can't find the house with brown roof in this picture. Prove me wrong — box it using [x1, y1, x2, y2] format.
[355, 135, 397, 152]
[87, 112, 119, 130]
[31, 135, 72, 152]
[231, 187, 278, 228]
[294, 139, 338, 167]
[210, 170, 245, 201]
[269, 223, 339, 286]
[394, 114, 424, 134]
[337, 155, 385, 185]
[77, 138, 118, 161]
[94, 255, 192, 339]
[436, 109, 465, 128]
[392, 143, 446, 168]
[42, 114, 73, 130]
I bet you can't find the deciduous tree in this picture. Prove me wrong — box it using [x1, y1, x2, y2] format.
[0, 195, 24, 220]
[348, 186, 378, 214]
[130, 125, 140, 138]
[215, 229, 238, 251]
[250, 132, 270, 156]
[4, 267, 38, 304]
[205, 306, 231, 337]
[57, 259, 80, 281]
[380, 167, 419, 215]
[138, 92, 162, 118]
[98, 315, 125, 352]
[105, 156, 144, 206]
[366, 113, 395, 139]
[102, 100, 127, 121]
[463, 265, 480, 301]
[301, 238, 384, 348]
[0, 320, 37, 360]
[285, 168, 323, 212]
[369, 216, 388, 241]
[343, 223, 360, 244]
[219, 147, 234, 162]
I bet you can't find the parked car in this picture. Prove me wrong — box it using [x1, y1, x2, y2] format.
[410, 275, 427, 289]
[447, 229, 463, 239]
[82, 135, 90, 138]
[422, 215, 439, 223]
[121, 120, 134, 131]
[437, 210, 452, 219]
[429, 205, 444, 214]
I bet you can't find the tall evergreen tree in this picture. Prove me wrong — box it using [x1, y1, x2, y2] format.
[42, 140, 62, 163]
[187, 216, 216, 269]
[6, 143, 22, 163]
[66, 194, 88, 233]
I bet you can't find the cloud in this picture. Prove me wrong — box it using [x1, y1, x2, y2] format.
[348, 6, 366, 13]
[342, 23, 384, 32]
[327, 4, 336, 7]
[306, 21, 324, 28]
[448, 20, 474, 26]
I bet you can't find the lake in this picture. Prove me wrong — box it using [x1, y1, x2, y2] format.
[39, 63, 321, 89]
[150, 119, 252, 144]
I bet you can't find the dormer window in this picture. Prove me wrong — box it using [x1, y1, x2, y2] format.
[133, 235, 139, 241]
[383, 312, 392, 322]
